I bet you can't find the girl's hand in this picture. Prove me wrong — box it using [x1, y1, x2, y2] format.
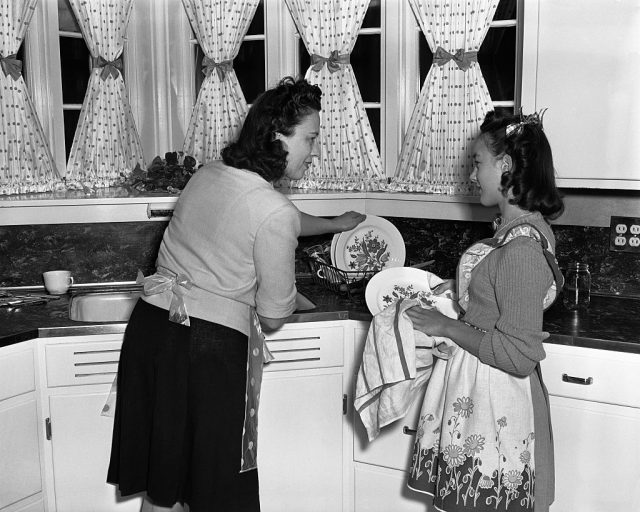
[405, 305, 453, 338]
[431, 278, 456, 296]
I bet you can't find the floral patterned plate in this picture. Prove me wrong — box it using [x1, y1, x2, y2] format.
[365, 267, 459, 316]
[331, 215, 406, 275]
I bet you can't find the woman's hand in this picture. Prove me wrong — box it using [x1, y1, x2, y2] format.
[330, 211, 366, 233]
[405, 305, 454, 338]
[432, 278, 456, 295]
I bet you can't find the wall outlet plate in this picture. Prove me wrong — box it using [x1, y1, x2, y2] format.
[609, 216, 640, 253]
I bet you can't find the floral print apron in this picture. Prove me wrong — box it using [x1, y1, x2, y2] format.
[406, 224, 562, 512]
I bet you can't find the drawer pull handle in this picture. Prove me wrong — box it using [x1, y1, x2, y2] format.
[562, 373, 593, 385]
[403, 426, 417, 436]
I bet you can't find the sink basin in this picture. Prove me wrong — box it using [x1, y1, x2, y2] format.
[69, 290, 142, 322]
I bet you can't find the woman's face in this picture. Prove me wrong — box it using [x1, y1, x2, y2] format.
[277, 110, 320, 181]
[470, 136, 505, 207]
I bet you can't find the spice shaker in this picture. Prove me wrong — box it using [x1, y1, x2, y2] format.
[562, 262, 591, 310]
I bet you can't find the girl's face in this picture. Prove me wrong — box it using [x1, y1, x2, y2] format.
[277, 111, 320, 181]
[470, 136, 505, 207]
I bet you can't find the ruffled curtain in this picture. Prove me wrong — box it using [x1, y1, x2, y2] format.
[285, 0, 384, 191]
[65, 0, 145, 189]
[0, 0, 62, 195]
[182, 0, 259, 164]
[392, 0, 498, 194]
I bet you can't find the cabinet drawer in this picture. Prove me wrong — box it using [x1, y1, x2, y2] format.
[541, 344, 640, 409]
[45, 340, 122, 387]
[264, 325, 344, 372]
[0, 345, 35, 401]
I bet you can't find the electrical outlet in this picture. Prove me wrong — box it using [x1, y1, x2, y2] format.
[609, 216, 640, 253]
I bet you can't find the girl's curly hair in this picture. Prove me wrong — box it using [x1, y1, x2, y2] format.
[480, 110, 564, 220]
[222, 77, 322, 182]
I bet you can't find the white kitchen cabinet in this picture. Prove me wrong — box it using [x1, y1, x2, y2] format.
[38, 334, 143, 512]
[522, 0, 640, 189]
[541, 343, 640, 512]
[259, 322, 348, 512]
[0, 340, 44, 512]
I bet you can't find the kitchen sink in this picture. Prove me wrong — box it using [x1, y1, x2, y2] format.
[69, 290, 142, 322]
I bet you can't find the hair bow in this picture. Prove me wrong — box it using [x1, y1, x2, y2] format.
[0, 54, 22, 80]
[92, 56, 123, 81]
[505, 109, 548, 138]
[433, 46, 478, 72]
[202, 57, 234, 81]
[310, 50, 350, 74]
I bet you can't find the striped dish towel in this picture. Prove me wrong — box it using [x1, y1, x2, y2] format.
[354, 298, 457, 442]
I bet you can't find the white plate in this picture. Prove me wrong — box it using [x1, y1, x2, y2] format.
[365, 267, 459, 317]
[332, 215, 406, 273]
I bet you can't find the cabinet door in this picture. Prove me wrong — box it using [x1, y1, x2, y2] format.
[0, 397, 42, 510]
[259, 371, 344, 512]
[522, 0, 640, 188]
[549, 395, 640, 512]
[48, 392, 143, 512]
[354, 463, 429, 512]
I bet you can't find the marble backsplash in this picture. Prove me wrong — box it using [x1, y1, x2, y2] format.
[1, 217, 639, 297]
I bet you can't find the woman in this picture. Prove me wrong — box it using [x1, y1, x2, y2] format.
[406, 110, 564, 512]
[107, 77, 363, 512]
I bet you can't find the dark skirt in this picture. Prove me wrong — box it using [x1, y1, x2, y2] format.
[107, 299, 260, 512]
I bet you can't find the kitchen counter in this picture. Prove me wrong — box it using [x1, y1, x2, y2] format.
[1, 280, 639, 354]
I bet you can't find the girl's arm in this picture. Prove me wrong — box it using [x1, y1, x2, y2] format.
[299, 211, 365, 236]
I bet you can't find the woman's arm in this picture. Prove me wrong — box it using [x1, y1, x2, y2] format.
[299, 211, 365, 236]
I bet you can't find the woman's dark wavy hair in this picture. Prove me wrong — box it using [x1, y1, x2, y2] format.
[479, 110, 564, 220]
[221, 77, 322, 182]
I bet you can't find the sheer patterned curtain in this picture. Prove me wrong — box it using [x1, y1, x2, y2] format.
[0, 0, 62, 195]
[182, 0, 259, 164]
[285, 0, 384, 191]
[66, 0, 145, 189]
[393, 0, 498, 194]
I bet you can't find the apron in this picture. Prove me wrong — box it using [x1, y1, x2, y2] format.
[102, 269, 273, 473]
[406, 223, 562, 512]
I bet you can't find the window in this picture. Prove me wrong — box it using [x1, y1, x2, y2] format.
[418, 0, 521, 116]
[58, 0, 90, 160]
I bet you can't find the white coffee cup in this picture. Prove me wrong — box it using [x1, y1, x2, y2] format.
[43, 270, 74, 295]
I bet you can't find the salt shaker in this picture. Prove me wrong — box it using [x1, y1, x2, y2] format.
[562, 262, 591, 310]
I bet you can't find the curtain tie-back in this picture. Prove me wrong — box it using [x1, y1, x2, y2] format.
[92, 56, 123, 80]
[310, 50, 350, 73]
[433, 47, 478, 72]
[202, 57, 233, 81]
[0, 54, 22, 80]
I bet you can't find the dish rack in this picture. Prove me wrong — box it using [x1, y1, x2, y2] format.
[306, 257, 378, 298]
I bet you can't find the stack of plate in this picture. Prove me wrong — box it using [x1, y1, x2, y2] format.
[330, 215, 406, 274]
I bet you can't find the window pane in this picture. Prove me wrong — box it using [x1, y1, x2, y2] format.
[298, 39, 310, 74]
[493, 0, 517, 20]
[63, 109, 80, 159]
[365, 108, 380, 150]
[478, 26, 516, 101]
[58, 0, 81, 32]
[247, 1, 264, 35]
[362, 0, 380, 28]
[418, 36, 434, 86]
[60, 37, 91, 104]
[17, 44, 25, 82]
[235, 40, 265, 103]
[352, 34, 380, 102]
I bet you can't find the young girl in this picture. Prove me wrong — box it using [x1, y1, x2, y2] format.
[406, 110, 564, 512]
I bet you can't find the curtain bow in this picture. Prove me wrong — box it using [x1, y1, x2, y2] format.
[0, 54, 22, 80]
[433, 47, 478, 72]
[92, 56, 123, 80]
[202, 57, 234, 80]
[310, 50, 350, 73]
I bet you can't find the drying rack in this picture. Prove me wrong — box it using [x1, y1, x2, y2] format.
[306, 257, 378, 299]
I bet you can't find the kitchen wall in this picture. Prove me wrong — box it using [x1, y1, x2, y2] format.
[2, 217, 639, 297]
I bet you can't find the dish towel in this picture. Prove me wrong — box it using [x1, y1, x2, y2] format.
[354, 297, 458, 442]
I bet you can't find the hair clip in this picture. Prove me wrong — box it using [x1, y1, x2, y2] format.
[505, 108, 547, 138]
